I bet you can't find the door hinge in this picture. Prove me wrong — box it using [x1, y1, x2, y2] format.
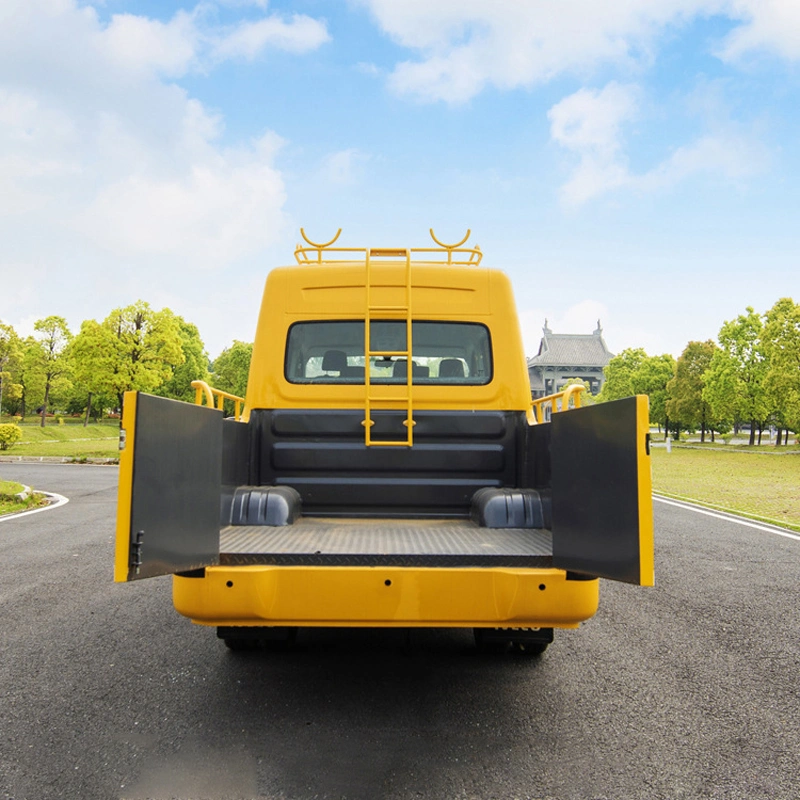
[131, 530, 144, 575]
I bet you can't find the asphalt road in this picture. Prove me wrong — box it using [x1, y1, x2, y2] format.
[1, 463, 799, 800]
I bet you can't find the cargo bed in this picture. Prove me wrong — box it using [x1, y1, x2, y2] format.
[219, 518, 553, 568]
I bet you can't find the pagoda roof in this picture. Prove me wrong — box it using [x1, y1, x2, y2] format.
[528, 328, 613, 368]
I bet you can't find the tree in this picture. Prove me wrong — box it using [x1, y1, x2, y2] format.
[154, 317, 210, 403]
[30, 317, 73, 427]
[762, 298, 800, 445]
[666, 341, 720, 442]
[71, 302, 184, 412]
[0, 321, 22, 416]
[12, 337, 44, 419]
[211, 341, 253, 399]
[703, 307, 769, 446]
[597, 348, 648, 403]
[631, 354, 676, 435]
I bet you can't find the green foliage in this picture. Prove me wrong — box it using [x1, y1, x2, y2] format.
[71, 301, 184, 409]
[598, 348, 648, 402]
[29, 317, 73, 427]
[702, 307, 769, 444]
[0, 423, 23, 450]
[762, 298, 800, 434]
[631, 353, 676, 427]
[154, 317, 210, 402]
[211, 340, 253, 399]
[667, 341, 721, 438]
[597, 349, 675, 427]
[0, 321, 23, 415]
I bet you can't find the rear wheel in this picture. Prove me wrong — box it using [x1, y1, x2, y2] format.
[510, 640, 549, 656]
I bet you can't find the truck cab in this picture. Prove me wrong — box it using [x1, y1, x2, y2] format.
[115, 229, 653, 654]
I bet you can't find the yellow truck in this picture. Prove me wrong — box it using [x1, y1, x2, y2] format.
[115, 229, 653, 654]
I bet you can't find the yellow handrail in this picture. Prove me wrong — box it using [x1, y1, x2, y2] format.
[294, 228, 483, 267]
[531, 384, 585, 424]
[191, 380, 245, 422]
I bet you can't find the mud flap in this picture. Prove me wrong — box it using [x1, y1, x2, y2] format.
[550, 395, 654, 586]
[115, 392, 223, 581]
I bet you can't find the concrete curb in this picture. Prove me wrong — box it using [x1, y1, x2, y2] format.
[0, 455, 118, 465]
[0, 487, 70, 522]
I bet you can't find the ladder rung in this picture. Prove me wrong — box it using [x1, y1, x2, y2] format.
[368, 305, 408, 312]
[368, 350, 410, 357]
[369, 248, 407, 257]
[368, 396, 412, 403]
[366, 440, 412, 447]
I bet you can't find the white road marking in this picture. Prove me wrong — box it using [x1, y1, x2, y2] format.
[0, 492, 69, 522]
[654, 495, 800, 542]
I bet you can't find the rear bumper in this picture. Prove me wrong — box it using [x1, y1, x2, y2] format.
[173, 565, 599, 628]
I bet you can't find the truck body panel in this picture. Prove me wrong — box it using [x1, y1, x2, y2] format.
[115, 231, 653, 646]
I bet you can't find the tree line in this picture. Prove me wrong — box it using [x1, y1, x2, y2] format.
[2, 297, 798, 445]
[596, 298, 800, 445]
[0, 301, 253, 426]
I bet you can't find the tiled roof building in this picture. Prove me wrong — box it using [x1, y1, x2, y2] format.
[527, 320, 613, 398]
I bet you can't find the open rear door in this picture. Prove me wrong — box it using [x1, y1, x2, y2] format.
[115, 392, 223, 582]
[551, 395, 654, 586]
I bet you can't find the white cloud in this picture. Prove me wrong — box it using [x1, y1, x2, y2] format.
[359, 0, 800, 104]
[212, 14, 330, 61]
[548, 83, 639, 157]
[717, 0, 800, 62]
[0, 1, 329, 84]
[101, 10, 199, 77]
[548, 81, 767, 206]
[322, 149, 370, 186]
[77, 132, 287, 266]
[217, 0, 270, 8]
[0, 0, 327, 355]
[547, 82, 638, 205]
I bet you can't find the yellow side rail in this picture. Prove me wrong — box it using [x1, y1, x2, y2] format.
[295, 228, 483, 267]
[531, 384, 585, 424]
[191, 380, 246, 422]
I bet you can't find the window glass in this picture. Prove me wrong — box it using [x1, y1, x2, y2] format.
[285, 321, 492, 384]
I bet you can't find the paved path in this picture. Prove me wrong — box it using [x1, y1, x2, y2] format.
[1, 464, 799, 800]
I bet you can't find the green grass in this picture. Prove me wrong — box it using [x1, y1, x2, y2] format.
[651, 447, 800, 532]
[0, 479, 48, 515]
[0, 422, 120, 459]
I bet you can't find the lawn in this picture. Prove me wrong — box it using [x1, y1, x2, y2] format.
[651, 446, 800, 532]
[2, 422, 120, 459]
[0, 479, 48, 515]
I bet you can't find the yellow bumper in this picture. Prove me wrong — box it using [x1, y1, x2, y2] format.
[173, 565, 599, 629]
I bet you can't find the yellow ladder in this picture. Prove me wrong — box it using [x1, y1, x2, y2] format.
[363, 248, 414, 447]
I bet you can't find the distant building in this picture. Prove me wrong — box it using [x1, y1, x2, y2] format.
[527, 320, 613, 398]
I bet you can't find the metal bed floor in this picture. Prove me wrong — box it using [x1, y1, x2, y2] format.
[219, 518, 553, 567]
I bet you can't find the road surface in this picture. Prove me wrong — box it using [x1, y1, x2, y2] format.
[1, 463, 798, 800]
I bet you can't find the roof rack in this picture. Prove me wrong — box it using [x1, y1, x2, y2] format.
[294, 228, 483, 266]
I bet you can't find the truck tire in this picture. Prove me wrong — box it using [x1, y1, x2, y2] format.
[474, 627, 552, 656]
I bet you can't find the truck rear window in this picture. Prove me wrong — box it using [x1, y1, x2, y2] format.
[285, 321, 492, 384]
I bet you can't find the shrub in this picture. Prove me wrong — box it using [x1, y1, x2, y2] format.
[0, 424, 23, 450]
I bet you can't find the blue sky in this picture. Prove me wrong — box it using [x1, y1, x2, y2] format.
[1, 0, 798, 360]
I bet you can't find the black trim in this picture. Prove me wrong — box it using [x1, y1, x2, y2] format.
[284, 319, 494, 385]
